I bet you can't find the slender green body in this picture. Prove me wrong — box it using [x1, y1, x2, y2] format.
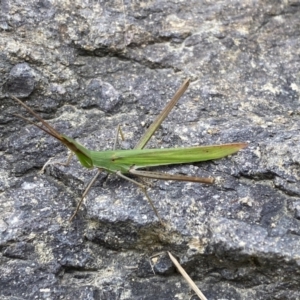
[10, 78, 247, 222]
[11, 95, 246, 176]
[11, 92, 247, 178]
[91, 144, 245, 172]
[61, 134, 246, 174]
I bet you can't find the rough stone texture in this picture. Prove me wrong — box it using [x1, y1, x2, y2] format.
[1, 1, 300, 299]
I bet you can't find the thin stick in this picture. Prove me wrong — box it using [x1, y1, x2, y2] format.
[167, 252, 207, 300]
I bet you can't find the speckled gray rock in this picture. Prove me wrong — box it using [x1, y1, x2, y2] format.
[2, 62, 39, 97]
[1, 1, 300, 300]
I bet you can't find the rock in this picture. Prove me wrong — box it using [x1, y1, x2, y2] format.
[3, 63, 38, 97]
[1, 1, 300, 299]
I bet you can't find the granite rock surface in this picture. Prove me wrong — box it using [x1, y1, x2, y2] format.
[1, 1, 300, 299]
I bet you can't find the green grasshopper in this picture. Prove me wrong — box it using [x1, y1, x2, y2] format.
[11, 79, 247, 223]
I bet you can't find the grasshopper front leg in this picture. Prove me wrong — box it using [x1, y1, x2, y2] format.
[69, 168, 104, 221]
[69, 124, 125, 221]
